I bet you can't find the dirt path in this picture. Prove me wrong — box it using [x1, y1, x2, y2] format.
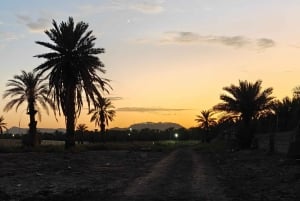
[114, 149, 227, 201]
[0, 149, 227, 201]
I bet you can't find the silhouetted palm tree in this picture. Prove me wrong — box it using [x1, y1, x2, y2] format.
[195, 110, 217, 142]
[214, 80, 274, 148]
[3, 70, 54, 146]
[195, 110, 217, 131]
[0, 116, 8, 134]
[76, 123, 88, 144]
[34, 17, 110, 149]
[89, 97, 116, 136]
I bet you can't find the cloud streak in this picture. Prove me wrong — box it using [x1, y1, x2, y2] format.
[158, 31, 275, 49]
[17, 15, 49, 32]
[117, 107, 189, 113]
[112, 0, 164, 14]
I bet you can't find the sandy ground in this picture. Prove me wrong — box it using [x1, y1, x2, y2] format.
[0, 149, 226, 201]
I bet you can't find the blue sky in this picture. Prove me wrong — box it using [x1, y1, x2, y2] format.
[1, 0, 300, 129]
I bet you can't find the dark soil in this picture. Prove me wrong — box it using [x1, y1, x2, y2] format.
[211, 150, 300, 201]
[0, 148, 299, 201]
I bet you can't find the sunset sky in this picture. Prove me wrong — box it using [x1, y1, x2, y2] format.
[1, 0, 300, 130]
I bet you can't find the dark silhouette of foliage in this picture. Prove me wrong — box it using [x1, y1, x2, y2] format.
[89, 97, 116, 136]
[34, 17, 110, 149]
[3, 70, 54, 146]
[0, 116, 8, 134]
[76, 123, 88, 144]
[214, 80, 274, 148]
[195, 110, 217, 142]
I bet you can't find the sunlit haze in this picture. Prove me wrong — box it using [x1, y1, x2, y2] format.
[1, 0, 300, 130]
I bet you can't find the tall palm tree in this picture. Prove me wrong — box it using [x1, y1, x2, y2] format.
[89, 97, 116, 136]
[214, 80, 274, 148]
[0, 116, 8, 134]
[76, 123, 88, 144]
[34, 17, 110, 149]
[3, 70, 54, 146]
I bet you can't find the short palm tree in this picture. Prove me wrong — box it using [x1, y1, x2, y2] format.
[3, 70, 54, 146]
[34, 17, 110, 149]
[214, 80, 274, 148]
[89, 97, 116, 136]
[195, 110, 217, 142]
[0, 116, 8, 134]
[195, 110, 217, 131]
[76, 123, 88, 144]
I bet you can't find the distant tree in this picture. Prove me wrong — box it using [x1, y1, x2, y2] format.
[34, 17, 110, 149]
[3, 70, 54, 146]
[195, 110, 217, 131]
[89, 97, 116, 137]
[195, 110, 217, 142]
[214, 80, 274, 148]
[76, 123, 88, 144]
[0, 116, 8, 134]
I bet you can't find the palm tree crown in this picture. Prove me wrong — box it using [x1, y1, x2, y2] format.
[89, 97, 116, 134]
[195, 110, 217, 131]
[76, 123, 88, 132]
[0, 116, 8, 134]
[34, 17, 110, 148]
[214, 80, 274, 125]
[3, 70, 54, 119]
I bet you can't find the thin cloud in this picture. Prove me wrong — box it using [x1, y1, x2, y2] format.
[0, 31, 18, 41]
[161, 31, 199, 43]
[112, 0, 164, 14]
[108, 97, 123, 101]
[208, 35, 249, 47]
[17, 15, 49, 32]
[257, 38, 275, 49]
[158, 31, 275, 49]
[117, 107, 189, 112]
[130, 2, 164, 14]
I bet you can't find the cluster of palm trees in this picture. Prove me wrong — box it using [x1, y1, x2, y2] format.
[195, 80, 300, 149]
[1, 17, 115, 148]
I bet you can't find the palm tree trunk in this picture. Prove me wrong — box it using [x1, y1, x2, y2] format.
[28, 100, 38, 146]
[65, 89, 76, 149]
[100, 111, 105, 142]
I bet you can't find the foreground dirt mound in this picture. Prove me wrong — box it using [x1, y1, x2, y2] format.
[212, 150, 300, 201]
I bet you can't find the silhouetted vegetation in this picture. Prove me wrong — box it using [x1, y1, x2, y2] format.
[89, 97, 116, 140]
[3, 71, 54, 146]
[34, 17, 110, 149]
[0, 116, 8, 134]
[214, 80, 274, 149]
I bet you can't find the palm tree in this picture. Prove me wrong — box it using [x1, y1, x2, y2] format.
[195, 110, 217, 142]
[89, 97, 116, 137]
[34, 17, 110, 149]
[3, 70, 54, 146]
[214, 80, 274, 148]
[76, 123, 88, 144]
[0, 116, 8, 134]
[195, 110, 217, 131]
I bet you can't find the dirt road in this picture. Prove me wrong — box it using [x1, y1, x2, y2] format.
[0, 149, 227, 201]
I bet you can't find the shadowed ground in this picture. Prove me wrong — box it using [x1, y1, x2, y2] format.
[1, 147, 298, 201]
[0, 148, 226, 201]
